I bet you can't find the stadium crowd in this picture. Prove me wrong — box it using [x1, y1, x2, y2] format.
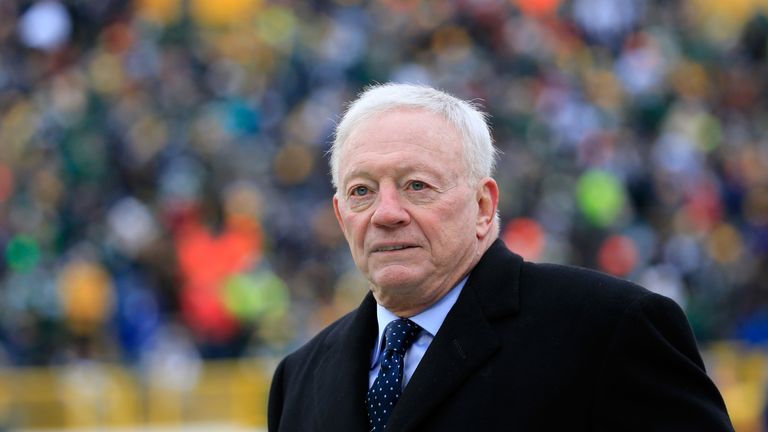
[1, 0, 768, 380]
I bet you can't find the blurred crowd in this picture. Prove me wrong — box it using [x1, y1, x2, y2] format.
[1, 0, 768, 369]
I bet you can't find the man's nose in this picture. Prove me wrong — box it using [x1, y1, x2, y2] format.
[371, 185, 410, 227]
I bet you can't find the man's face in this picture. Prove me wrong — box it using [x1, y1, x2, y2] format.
[333, 108, 488, 314]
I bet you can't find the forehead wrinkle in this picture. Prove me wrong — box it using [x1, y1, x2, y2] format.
[341, 136, 463, 176]
[341, 158, 451, 188]
[349, 134, 454, 155]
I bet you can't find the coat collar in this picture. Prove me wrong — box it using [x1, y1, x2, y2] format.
[387, 239, 522, 430]
[312, 239, 523, 431]
[313, 292, 378, 431]
[467, 238, 522, 319]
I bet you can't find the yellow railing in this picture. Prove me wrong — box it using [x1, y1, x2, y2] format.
[707, 342, 768, 432]
[0, 343, 765, 431]
[0, 358, 275, 429]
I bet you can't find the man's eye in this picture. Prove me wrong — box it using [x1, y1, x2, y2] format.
[351, 186, 369, 196]
[409, 181, 426, 191]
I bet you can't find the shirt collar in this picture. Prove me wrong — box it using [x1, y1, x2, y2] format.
[371, 277, 467, 366]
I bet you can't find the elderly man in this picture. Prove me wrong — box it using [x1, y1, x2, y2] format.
[268, 83, 733, 431]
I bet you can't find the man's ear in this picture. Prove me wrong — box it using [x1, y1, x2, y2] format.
[476, 177, 499, 239]
[333, 194, 346, 233]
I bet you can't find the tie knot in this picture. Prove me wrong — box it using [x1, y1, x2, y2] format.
[383, 318, 421, 355]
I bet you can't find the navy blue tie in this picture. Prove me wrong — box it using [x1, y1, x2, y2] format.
[367, 318, 422, 431]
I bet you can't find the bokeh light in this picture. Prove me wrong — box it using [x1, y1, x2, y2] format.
[597, 235, 638, 277]
[223, 270, 289, 322]
[502, 217, 546, 261]
[17, 1, 71, 51]
[514, 0, 561, 17]
[58, 260, 115, 335]
[190, 0, 263, 28]
[5, 234, 41, 273]
[576, 170, 626, 228]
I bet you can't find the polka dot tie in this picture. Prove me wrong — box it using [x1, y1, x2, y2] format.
[367, 318, 422, 431]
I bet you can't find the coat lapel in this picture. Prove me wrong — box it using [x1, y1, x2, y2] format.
[386, 239, 522, 431]
[313, 293, 378, 431]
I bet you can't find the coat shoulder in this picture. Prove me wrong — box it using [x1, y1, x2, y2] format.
[520, 260, 657, 311]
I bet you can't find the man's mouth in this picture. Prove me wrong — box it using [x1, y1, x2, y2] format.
[372, 245, 415, 253]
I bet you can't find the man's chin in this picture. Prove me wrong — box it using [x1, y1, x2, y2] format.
[369, 266, 424, 292]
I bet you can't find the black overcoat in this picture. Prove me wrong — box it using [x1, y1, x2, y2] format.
[268, 240, 733, 431]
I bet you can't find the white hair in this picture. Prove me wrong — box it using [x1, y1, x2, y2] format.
[330, 83, 498, 189]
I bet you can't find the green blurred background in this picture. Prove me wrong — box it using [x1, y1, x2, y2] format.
[1, 0, 768, 430]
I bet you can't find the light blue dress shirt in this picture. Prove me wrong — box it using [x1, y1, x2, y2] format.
[368, 277, 467, 390]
